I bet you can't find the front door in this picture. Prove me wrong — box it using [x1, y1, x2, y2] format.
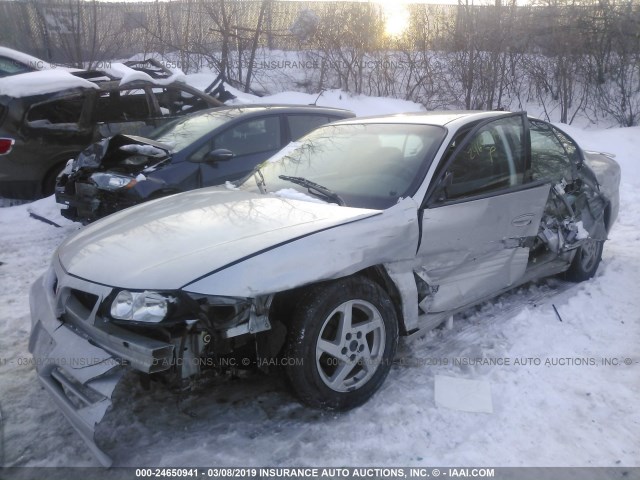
[416, 114, 550, 312]
[199, 115, 282, 186]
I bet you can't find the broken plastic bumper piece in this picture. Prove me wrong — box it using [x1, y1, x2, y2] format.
[28, 259, 175, 466]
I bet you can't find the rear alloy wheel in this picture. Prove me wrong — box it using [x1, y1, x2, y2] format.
[565, 237, 604, 282]
[285, 276, 398, 411]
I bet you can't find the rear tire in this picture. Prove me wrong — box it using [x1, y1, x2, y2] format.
[284, 276, 398, 411]
[565, 238, 604, 282]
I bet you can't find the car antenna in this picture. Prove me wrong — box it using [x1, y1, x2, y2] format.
[310, 89, 325, 106]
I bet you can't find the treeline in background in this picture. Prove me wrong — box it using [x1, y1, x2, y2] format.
[1, 0, 639, 126]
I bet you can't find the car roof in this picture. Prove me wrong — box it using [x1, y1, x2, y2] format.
[333, 110, 512, 127]
[185, 104, 355, 118]
[0, 69, 100, 98]
[0, 59, 194, 99]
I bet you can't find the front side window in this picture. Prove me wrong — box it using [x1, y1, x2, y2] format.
[187, 140, 212, 163]
[438, 116, 525, 200]
[239, 123, 446, 209]
[150, 111, 235, 152]
[214, 116, 281, 156]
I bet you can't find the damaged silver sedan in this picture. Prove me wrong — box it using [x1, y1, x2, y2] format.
[29, 111, 620, 465]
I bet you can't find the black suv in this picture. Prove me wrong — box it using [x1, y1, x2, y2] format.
[0, 59, 230, 199]
[55, 104, 355, 223]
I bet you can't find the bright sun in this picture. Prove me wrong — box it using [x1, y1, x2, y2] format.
[376, 0, 411, 38]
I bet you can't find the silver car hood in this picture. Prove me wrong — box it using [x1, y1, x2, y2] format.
[58, 187, 380, 289]
[58, 188, 381, 290]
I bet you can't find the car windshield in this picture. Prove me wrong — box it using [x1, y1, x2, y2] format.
[149, 109, 240, 152]
[238, 122, 446, 209]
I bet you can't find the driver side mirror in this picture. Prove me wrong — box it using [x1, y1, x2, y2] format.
[201, 148, 235, 163]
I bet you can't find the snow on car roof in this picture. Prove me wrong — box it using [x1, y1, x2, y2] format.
[0, 46, 48, 70]
[105, 62, 187, 87]
[0, 61, 192, 98]
[0, 69, 100, 97]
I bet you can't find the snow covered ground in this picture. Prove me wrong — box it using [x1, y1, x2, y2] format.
[0, 87, 638, 469]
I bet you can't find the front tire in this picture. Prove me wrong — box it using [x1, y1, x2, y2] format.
[285, 276, 398, 411]
[565, 237, 604, 282]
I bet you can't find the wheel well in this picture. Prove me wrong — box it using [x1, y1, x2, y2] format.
[603, 202, 612, 233]
[266, 267, 409, 358]
[42, 153, 79, 196]
[357, 266, 408, 336]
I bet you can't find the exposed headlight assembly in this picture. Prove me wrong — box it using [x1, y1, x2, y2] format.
[91, 172, 137, 191]
[110, 290, 171, 323]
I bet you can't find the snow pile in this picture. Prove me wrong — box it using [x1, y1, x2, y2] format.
[184, 73, 424, 117]
[228, 87, 425, 117]
[0, 70, 99, 97]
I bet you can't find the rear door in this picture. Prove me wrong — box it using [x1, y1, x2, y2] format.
[416, 113, 550, 312]
[93, 87, 156, 138]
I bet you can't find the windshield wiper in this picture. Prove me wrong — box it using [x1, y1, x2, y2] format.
[278, 175, 345, 206]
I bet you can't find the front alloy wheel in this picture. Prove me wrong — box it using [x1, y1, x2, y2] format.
[315, 298, 386, 392]
[285, 276, 398, 411]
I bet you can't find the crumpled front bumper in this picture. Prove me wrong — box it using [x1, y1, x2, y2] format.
[28, 259, 175, 466]
[55, 177, 137, 223]
[28, 271, 121, 465]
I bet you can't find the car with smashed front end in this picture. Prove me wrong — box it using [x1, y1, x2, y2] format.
[29, 110, 620, 465]
[0, 59, 229, 199]
[54, 104, 355, 223]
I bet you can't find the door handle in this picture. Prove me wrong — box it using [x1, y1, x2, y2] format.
[511, 213, 534, 227]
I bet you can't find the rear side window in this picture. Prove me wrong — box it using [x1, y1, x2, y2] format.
[94, 89, 150, 123]
[214, 116, 281, 156]
[530, 120, 576, 183]
[27, 95, 86, 126]
[287, 114, 333, 140]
